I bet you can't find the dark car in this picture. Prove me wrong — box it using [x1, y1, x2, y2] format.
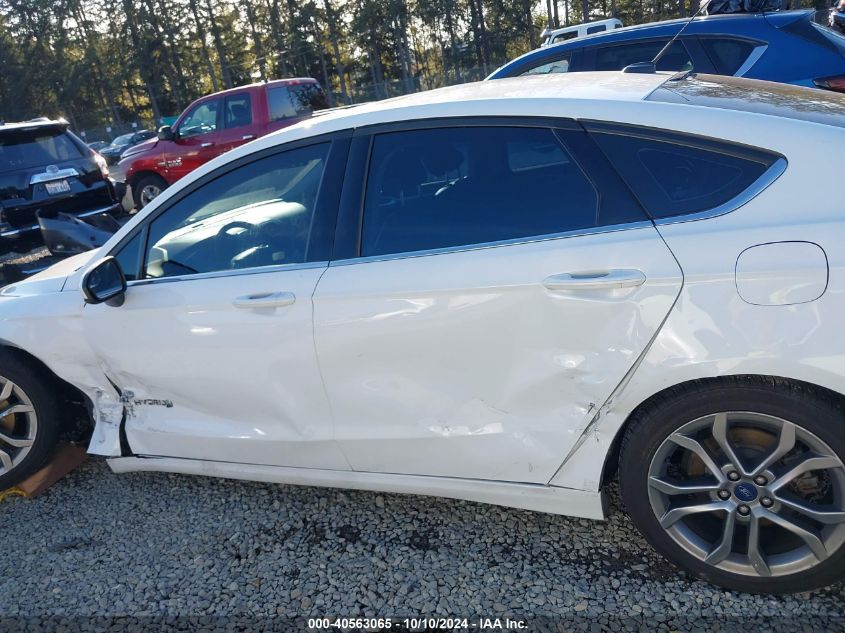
[0, 118, 122, 253]
[98, 130, 156, 165]
[488, 10, 845, 93]
[87, 140, 110, 152]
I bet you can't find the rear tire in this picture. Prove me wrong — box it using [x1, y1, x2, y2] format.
[132, 174, 167, 210]
[0, 350, 61, 491]
[619, 377, 845, 593]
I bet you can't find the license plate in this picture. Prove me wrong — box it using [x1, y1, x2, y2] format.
[44, 179, 71, 195]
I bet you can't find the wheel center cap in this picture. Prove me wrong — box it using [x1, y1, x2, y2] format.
[734, 482, 758, 502]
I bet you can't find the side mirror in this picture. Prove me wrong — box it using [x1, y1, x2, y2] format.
[82, 256, 127, 306]
[157, 125, 175, 141]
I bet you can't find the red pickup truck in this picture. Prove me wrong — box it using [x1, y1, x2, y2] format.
[118, 78, 327, 209]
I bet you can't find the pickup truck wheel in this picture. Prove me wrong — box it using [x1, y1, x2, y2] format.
[133, 174, 167, 209]
[0, 352, 60, 491]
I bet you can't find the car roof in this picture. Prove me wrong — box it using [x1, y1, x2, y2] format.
[546, 17, 621, 33]
[0, 118, 69, 133]
[112, 68, 842, 255]
[494, 10, 812, 74]
[196, 78, 320, 100]
[553, 9, 809, 45]
[307, 72, 670, 128]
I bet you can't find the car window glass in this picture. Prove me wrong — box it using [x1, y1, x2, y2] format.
[0, 130, 82, 173]
[552, 31, 578, 44]
[361, 126, 599, 257]
[112, 133, 133, 146]
[699, 38, 755, 75]
[114, 231, 144, 281]
[223, 93, 253, 129]
[177, 100, 219, 138]
[590, 129, 778, 219]
[594, 40, 692, 71]
[522, 53, 572, 75]
[143, 143, 329, 279]
[268, 84, 327, 121]
[586, 25, 605, 34]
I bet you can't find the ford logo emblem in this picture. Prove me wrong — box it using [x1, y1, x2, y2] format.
[734, 482, 758, 502]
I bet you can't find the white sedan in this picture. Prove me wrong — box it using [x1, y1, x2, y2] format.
[1, 71, 844, 594]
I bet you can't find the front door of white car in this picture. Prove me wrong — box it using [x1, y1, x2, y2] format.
[82, 137, 351, 470]
[313, 121, 683, 484]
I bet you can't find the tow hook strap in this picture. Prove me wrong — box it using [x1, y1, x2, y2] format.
[0, 487, 26, 503]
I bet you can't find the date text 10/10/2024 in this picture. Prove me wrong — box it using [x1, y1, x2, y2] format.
[308, 617, 529, 630]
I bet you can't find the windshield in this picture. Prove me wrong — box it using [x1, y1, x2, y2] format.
[0, 128, 83, 174]
[111, 133, 134, 146]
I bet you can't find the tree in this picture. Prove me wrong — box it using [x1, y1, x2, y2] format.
[0, 0, 700, 131]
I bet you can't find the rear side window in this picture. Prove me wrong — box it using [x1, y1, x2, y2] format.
[223, 93, 253, 129]
[0, 129, 82, 173]
[593, 40, 692, 72]
[522, 52, 572, 75]
[588, 124, 780, 219]
[552, 32, 578, 44]
[268, 84, 328, 121]
[699, 38, 756, 75]
[586, 25, 606, 35]
[361, 126, 600, 257]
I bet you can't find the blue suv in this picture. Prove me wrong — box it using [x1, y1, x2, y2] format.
[487, 10, 845, 93]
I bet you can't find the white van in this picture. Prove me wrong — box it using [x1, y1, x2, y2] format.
[541, 18, 623, 46]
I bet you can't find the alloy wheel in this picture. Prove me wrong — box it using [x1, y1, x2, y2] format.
[140, 184, 161, 206]
[0, 376, 38, 477]
[647, 411, 845, 577]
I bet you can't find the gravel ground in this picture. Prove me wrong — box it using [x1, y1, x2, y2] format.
[0, 458, 843, 631]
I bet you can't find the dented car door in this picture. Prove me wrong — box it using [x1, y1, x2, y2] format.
[312, 122, 683, 484]
[82, 137, 350, 469]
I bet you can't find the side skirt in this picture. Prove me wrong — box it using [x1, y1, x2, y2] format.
[108, 456, 607, 519]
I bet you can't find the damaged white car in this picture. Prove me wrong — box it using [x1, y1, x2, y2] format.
[1, 71, 844, 594]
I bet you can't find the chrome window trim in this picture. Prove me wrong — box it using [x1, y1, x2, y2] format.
[654, 157, 787, 226]
[329, 221, 653, 267]
[127, 260, 328, 287]
[734, 44, 768, 77]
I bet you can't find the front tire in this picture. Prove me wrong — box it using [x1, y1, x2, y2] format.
[0, 351, 61, 490]
[132, 174, 167, 210]
[619, 378, 845, 593]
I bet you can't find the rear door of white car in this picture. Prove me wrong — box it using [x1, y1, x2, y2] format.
[82, 133, 351, 469]
[313, 118, 683, 484]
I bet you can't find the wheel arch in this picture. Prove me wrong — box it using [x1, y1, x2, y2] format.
[0, 341, 95, 442]
[600, 374, 845, 487]
[127, 169, 164, 190]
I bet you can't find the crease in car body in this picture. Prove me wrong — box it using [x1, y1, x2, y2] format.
[548, 221, 686, 489]
[88, 365, 170, 457]
[88, 382, 126, 457]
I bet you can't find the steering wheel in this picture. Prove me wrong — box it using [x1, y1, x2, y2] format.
[215, 221, 255, 266]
